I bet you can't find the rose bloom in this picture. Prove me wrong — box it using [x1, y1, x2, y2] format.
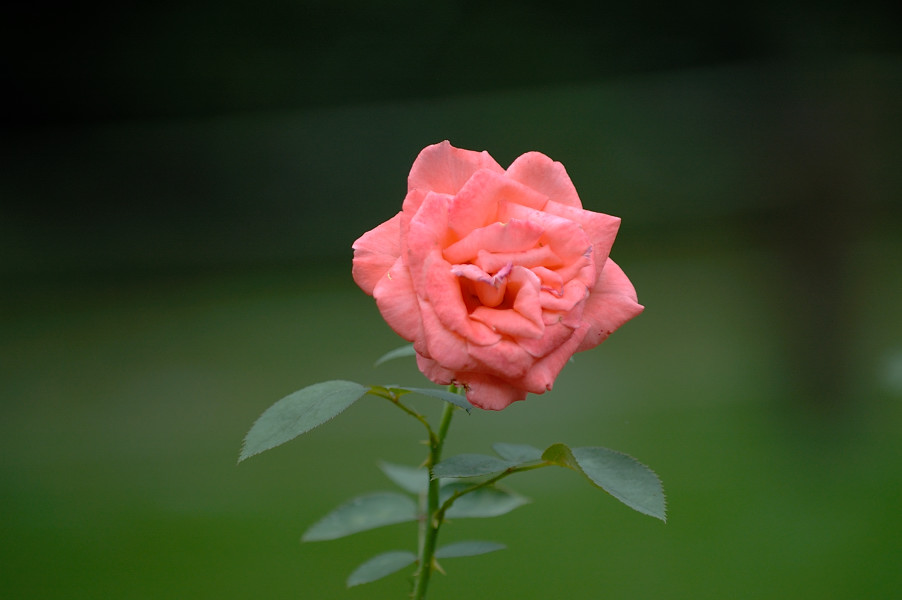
[352, 141, 643, 410]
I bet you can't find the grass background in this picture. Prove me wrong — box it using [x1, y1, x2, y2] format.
[3, 2, 902, 598]
[2, 235, 901, 599]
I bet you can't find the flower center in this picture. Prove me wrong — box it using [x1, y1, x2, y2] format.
[451, 261, 513, 310]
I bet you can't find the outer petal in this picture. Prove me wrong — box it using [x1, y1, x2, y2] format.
[514, 326, 588, 393]
[416, 355, 527, 411]
[405, 192, 453, 289]
[542, 201, 622, 266]
[417, 296, 485, 371]
[466, 338, 534, 379]
[407, 141, 503, 198]
[461, 372, 528, 411]
[517, 319, 578, 359]
[416, 353, 456, 385]
[576, 259, 644, 352]
[371, 255, 421, 342]
[351, 213, 402, 294]
[505, 151, 582, 208]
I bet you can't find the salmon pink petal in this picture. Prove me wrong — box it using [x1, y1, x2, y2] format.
[417, 302, 475, 372]
[516, 330, 587, 393]
[408, 140, 503, 197]
[505, 151, 582, 208]
[447, 169, 547, 236]
[415, 353, 455, 385]
[508, 266, 544, 330]
[444, 220, 544, 265]
[446, 170, 502, 235]
[407, 192, 453, 250]
[532, 266, 563, 293]
[539, 279, 589, 313]
[423, 255, 501, 347]
[540, 218, 591, 265]
[351, 213, 402, 294]
[372, 255, 421, 342]
[517, 320, 578, 358]
[462, 373, 528, 411]
[451, 263, 510, 308]
[543, 201, 622, 265]
[401, 188, 428, 217]
[552, 256, 595, 292]
[406, 192, 452, 287]
[473, 246, 559, 273]
[466, 338, 534, 379]
[470, 306, 544, 339]
[577, 259, 644, 352]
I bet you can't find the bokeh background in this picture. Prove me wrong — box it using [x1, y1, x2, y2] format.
[2, 1, 901, 598]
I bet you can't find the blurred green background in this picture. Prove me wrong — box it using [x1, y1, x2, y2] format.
[2, 1, 901, 598]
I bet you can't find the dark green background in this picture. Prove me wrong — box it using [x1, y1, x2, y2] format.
[2, 2, 901, 598]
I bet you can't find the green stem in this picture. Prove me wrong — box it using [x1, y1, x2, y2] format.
[372, 388, 435, 440]
[411, 398, 457, 600]
[436, 462, 547, 520]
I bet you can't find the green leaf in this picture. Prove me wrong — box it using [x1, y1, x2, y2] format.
[374, 344, 417, 366]
[442, 483, 530, 518]
[572, 447, 666, 521]
[402, 387, 474, 412]
[541, 443, 577, 469]
[493, 442, 543, 463]
[239, 380, 367, 462]
[432, 454, 514, 479]
[379, 461, 428, 494]
[302, 492, 418, 541]
[542, 443, 666, 522]
[346, 551, 416, 587]
[435, 541, 506, 559]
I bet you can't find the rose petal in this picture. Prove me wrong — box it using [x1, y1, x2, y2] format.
[517, 319, 578, 358]
[542, 201, 621, 265]
[416, 297, 477, 371]
[372, 255, 421, 342]
[505, 151, 582, 208]
[423, 254, 500, 347]
[515, 327, 588, 393]
[539, 279, 589, 313]
[576, 259, 644, 352]
[451, 263, 510, 308]
[418, 354, 528, 411]
[443, 219, 543, 265]
[405, 192, 449, 280]
[470, 306, 544, 339]
[474, 246, 560, 273]
[447, 169, 547, 237]
[406, 192, 453, 288]
[461, 372, 528, 411]
[508, 266, 544, 331]
[466, 338, 534, 379]
[407, 141, 503, 199]
[416, 353, 455, 384]
[351, 213, 402, 294]
[532, 266, 564, 293]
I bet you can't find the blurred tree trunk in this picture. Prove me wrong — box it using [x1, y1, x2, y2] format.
[760, 66, 871, 417]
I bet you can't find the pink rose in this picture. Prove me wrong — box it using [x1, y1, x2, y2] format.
[352, 141, 643, 410]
